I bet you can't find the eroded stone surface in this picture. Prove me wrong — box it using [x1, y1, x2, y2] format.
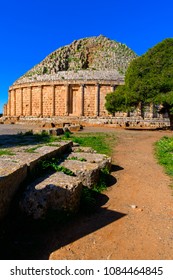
[60, 160, 99, 188]
[20, 172, 82, 219]
[67, 152, 111, 170]
[0, 137, 112, 220]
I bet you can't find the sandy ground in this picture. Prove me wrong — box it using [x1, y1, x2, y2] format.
[49, 128, 173, 260]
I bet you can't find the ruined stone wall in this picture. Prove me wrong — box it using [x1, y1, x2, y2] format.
[4, 80, 122, 118]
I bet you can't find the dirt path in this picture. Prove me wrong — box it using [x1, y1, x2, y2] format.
[49, 129, 173, 260]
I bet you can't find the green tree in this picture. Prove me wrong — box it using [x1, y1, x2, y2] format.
[105, 39, 173, 128]
[125, 38, 173, 128]
[105, 85, 128, 115]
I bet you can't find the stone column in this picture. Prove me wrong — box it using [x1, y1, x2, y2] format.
[52, 85, 55, 116]
[9, 91, 11, 116]
[80, 84, 85, 116]
[29, 87, 32, 116]
[14, 89, 16, 116]
[40, 86, 43, 116]
[3, 104, 7, 116]
[95, 84, 100, 116]
[21, 88, 23, 116]
[65, 84, 69, 115]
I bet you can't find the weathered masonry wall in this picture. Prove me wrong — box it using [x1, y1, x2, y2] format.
[4, 80, 122, 118]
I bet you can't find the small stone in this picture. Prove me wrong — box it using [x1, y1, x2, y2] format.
[130, 204, 137, 209]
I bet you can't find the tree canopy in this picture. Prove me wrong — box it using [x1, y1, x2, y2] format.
[105, 38, 173, 127]
[125, 38, 173, 108]
[105, 85, 127, 114]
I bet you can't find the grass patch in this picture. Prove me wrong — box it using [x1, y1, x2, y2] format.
[61, 132, 116, 155]
[41, 158, 74, 176]
[68, 156, 87, 162]
[155, 136, 173, 177]
[0, 149, 15, 156]
[25, 145, 41, 153]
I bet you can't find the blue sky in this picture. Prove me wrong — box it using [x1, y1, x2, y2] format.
[0, 0, 173, 113]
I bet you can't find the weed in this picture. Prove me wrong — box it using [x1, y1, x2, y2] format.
[0, 149, 15, 156]
[41, 158, 74, 176]
[25, 146, 41, 153]
[68, 156, 87, 162]
[63, 131, 72, 139]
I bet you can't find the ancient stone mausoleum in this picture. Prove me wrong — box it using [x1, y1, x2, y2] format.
[4, 72, 124, 118]
[3, 35, 137, 118]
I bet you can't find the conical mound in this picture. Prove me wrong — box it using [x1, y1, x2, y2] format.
[14, 35, 137, 84]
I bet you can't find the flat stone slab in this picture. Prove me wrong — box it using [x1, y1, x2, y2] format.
[72, 146, 96, 153]
[67, 152, 111, 170]
[0, 141, 72, 176]
[20, 172, 82, 219]
[60, 160, 99, 188]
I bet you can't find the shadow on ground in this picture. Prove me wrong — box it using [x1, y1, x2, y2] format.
[0, 133, 55, 148]
[0, 165, 125, 260]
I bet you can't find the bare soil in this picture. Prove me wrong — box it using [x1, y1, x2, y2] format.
[49, 128, 173, 260]
[1, 125, 173, 260]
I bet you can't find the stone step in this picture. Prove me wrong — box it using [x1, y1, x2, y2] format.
[67, 152, 111, 170]
[60, 159, 99, 188]
[0, 141, 72, 220]
[0, 139, 112, 220]
[19, 172, 82, 219]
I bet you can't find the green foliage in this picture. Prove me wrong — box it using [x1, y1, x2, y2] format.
[0, 149, 15, 156]
[92, 167, 110, 192]
[105, 85, 131, 114]
[41, 158, 74, 176]
[25, 145, 41, 153]
[125, 38, 173, 124]
[155, 136, 173, 176]
[68, 156, 87, 162]
[61, 133, 113, 155]
[63, 130, 72, 138]
[73, 135, 112, 155]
